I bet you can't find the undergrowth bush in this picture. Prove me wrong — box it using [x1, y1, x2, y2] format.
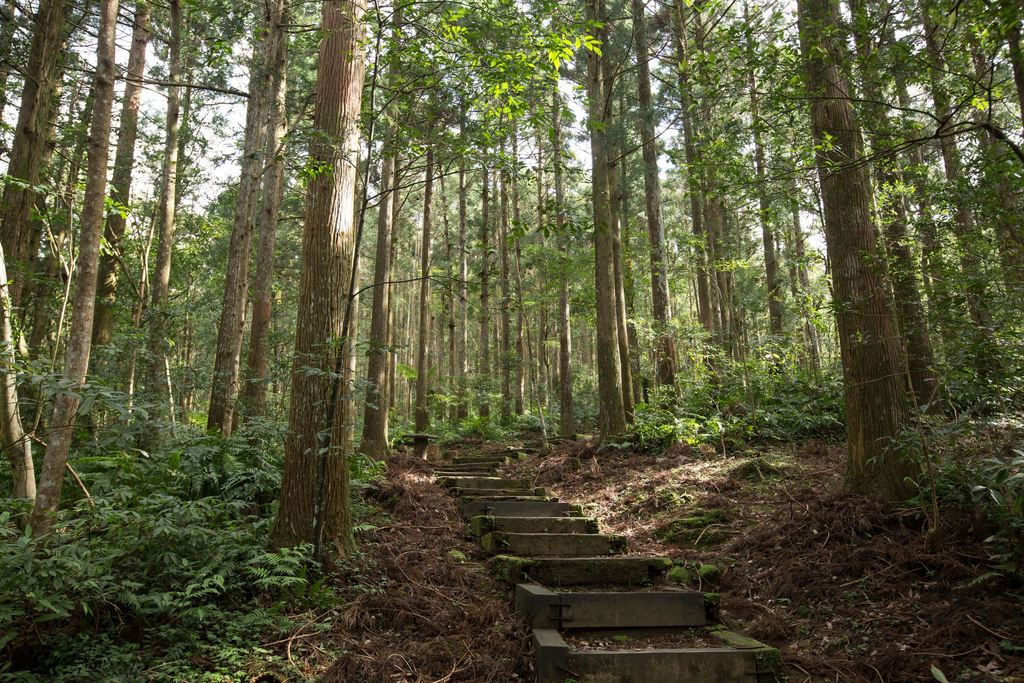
[611, 372, 845, 454]
[0, 422, 346, 681]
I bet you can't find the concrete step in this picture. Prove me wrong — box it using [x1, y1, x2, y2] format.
[470, 515, 599, 536]
[437, 476, 532, 490]
[451, 487, 549, 498]
[533, 628, 772, 683]
[490, 555, 672, 586]
[457, 495, 555, 510]
[453, 455, 509, 464]
[433, 464, 499, 474]
[515, 583, 710, 630]
[460, 499, 581, 519]
[481, 532, 626, 557]
[434, 470, 499, 479]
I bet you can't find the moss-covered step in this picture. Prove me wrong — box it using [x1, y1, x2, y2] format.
[470, 515, 599, 536]
[460, 500, 581, 519]
[480, 532, 626, 557]
[706, 625, 783, 678]
[515, 583, 709, 630]
[490, 555, 671, 586]
[437, 476, 532, 490]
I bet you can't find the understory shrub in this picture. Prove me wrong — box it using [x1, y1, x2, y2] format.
[0, 424, 333, 681]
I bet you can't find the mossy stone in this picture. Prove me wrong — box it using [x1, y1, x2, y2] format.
[667, 565, 691, 584]
[447, 549, 468, 563]
[655, 510, 729, 547]
[697, 563, 722, 582]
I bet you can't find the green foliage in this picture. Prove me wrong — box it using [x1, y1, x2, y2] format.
[609, 370, 844, 455]
[912, 444, 1024, 580]
[455, 415, 509, 441]
[969, 450, 1024, 578]
[0, 427, 330, 681]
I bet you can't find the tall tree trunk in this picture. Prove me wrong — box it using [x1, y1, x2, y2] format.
[28, 87, 87, 360]
[553, 89, 574, 437]
[0, 0, 68, 307]
[673, 2, 714, 339]
[146, 0, 183, 404]
[535, 125, 549, 412]
[788, 175, 821, 372]
[631, 0, 675, 385]
[1, 244, 34, 500]
[848, 0, 938, 408]
[607, 135, 635, 421]
[747, 52, 784, 336]
[386, 181, 401, 425]
[797, 0, 913, 500]
[1007, 21, 1024, 129]
[511, 134, 526, 416]
[970, 46, 1024, 287]
[441, 176, 457, 415]
[921, 3, 995, 379]
[454, 109, 470, 421]
[479, 164, 491, 418]
[271, 0, 366, 553]
[585, 0, 626, 437]
[414, 148, 434, 439]
[207, 9, 279, 434]
[241, 1, 289, 421]
[30, 0, 119, 532]
[94, 0, 150, 347]
[358, 154, 398, 457]
[499, 152, 513, 423]
[0, 0, 17, 131]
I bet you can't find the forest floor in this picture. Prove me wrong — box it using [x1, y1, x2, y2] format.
[502, 435, 1024, 683]
[284, 434, 1024, 683]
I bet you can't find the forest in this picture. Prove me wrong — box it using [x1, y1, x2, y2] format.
[0, 0, 1023, 678]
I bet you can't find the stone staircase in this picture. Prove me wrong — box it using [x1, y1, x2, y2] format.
[434, 449, 782, 683]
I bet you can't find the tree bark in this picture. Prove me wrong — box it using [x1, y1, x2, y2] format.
[797, 0, 913, 500]
[93, 0, 150, 347]
[30, 0, 119, 532]
[272, 0, 366, 553]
